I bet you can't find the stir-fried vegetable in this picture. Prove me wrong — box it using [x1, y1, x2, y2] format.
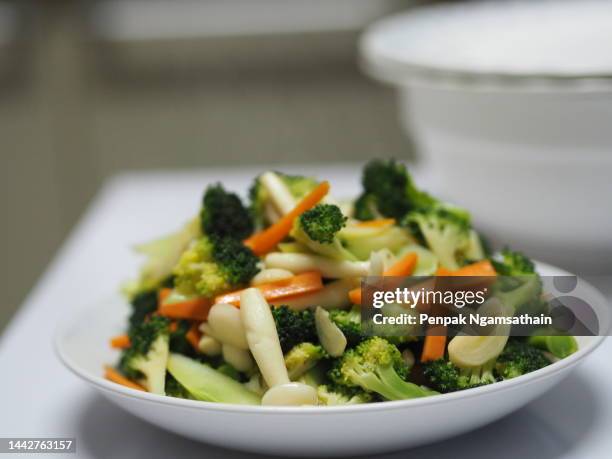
[106, 162, 578, 406]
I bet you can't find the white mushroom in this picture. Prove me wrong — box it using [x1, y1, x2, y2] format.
[261, 382, 318, 406]
[264, 252, 369, 279]
[315, 307, 347, 357]
[240, 287, 317, 406]
[206, 303, 249, 350]
[240, 288, 290, 387]
[222, 344, 255, 373]
[198, 335, 222, 356]
[251, 268, 294, 286]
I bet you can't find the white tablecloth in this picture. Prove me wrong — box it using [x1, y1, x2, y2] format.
[1, 164, 610, 459]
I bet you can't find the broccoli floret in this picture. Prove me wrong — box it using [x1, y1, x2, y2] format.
[422, 358, 496, 392]
[422, 359, 463, 393]
[271, 306, 317, 353]
[492, 248, 536, 276]
[353, 193, 380, 221]
[458, 360, 497, 387]
[317, 384, 372, 405]
[328, 306, 416, 347]
[329, 337, 437, 401]
[212, 236, 260, 284]
[285, 343, 328, 380]
[495, 340, 550, 380]
[119, 315, 170, 394]
[300, 204, 347, 244]
[173, 236, 259, 297]
[128, 285, 162, 332]
[201, 184, 253, 240]
[250, 172, 318, 227]
[128, 289, 158, 331]
[354, 159, 436, 221]
[403, 206, 472, 270]
[329, 306, 364, 347]
[290, 204, 356, 261]
[491, 249, 543, 313]
[165, 373, 193, 399]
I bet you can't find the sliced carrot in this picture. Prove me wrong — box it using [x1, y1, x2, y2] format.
[158, 288, 172, 303]
[348, 252, 418, 305]
[443, 259, 497, 277]
[244, 181, 330, 256]
[383, 252, 418, 277]
[109, 334, 131, 349]
[158, 294, 212, 321]
[421, 332, 447, 362]
[186, 323, 202, 351]
[353, 218, 396, 229]
[169, 321, 179, 333]
[104, 365, 145, 391]
[435, 267, 453, 276]
[348, 288, 362, 305]
[214, 271, 323, 306]
[436, 259, 497, 292]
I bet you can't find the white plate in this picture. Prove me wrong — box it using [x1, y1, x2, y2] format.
[55, 263, 609, 457]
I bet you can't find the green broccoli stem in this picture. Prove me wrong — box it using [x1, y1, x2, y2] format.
[355, 365, 436, 401]
[460, 359, 497, 387]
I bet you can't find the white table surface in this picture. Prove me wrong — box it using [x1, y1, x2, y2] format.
[1, 164, 611, 459]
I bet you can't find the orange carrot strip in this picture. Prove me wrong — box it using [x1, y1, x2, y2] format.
[348, 252, 418, 304]
[383, 252, 418, 277]
[109, 334, 131, 349]
[158, 288, 172, 303]
[353, 218, 396, 229]
[348, 288, 362, 305]
[436, 260, 497, 292]
[186, 323, 202, 351]
[158, 296, 212, 321]
[214, 271, 323, 306]
[435, 267, 453, 276]
[436, 260, 497, 277]
[244, 181, 330, 256]
[169, 321, 179, 333]
[104, 365, 145, 391]
[421, 332, 447, 362]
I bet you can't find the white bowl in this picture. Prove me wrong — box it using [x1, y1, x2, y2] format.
[55, 263, 609, 457]
[360, 0, 612, 273]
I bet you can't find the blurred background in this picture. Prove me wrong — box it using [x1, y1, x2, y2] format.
[1, 0, 438, 331]
[4, 0, 611, 332]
